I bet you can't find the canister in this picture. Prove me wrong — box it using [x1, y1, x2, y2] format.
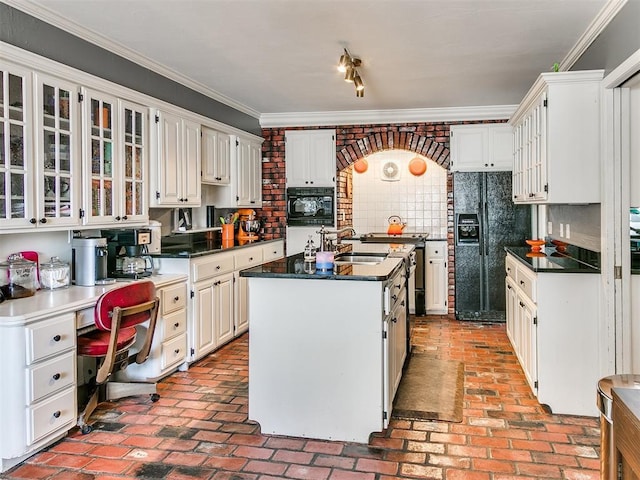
[0, 253, 37, 299]
[40, 256, 70, 290]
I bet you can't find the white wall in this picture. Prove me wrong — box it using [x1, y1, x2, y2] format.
[0, 231, 74, 264]
[351, 150, 447, 237]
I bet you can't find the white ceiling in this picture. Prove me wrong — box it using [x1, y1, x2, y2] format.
[14, 0, 611, 118]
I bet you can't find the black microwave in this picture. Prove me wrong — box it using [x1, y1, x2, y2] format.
[286, 187, 335, 226]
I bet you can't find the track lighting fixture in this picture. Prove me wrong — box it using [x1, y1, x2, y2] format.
[337, 48, 364, 98]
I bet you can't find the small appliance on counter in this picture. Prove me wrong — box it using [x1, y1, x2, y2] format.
[148, 220, 162, 254]
[101, 228, 153, 279]
[71, 237, 114, 286]
[237, 208, 261, 241]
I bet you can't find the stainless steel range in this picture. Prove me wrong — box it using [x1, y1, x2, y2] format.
[359, 232, 429, 316]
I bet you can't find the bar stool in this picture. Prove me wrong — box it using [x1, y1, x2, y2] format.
[77, 281, 160, 434]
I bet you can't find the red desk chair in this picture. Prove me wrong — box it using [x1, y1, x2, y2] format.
[77, 281, 160, 434]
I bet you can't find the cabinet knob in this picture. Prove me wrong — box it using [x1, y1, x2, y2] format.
[174, 349, 180, 354]
[39, 218, 47, 224]
[484, 163, 489, 167]
[115, 216, 121, 221]
[52, 373, 61, 381]
[520, 280, 525, 285]
[519, 301, 524, 307]
[29, 218, 37, 224]
[122, 215, 128, 220]
[174, 322, 180, 328]
[391, 316, 397, 323]
[53, 411, 61, 419]
[216, 265, 221, 270]
[392, 294, 398, 301]
[249, 257, 253, 261]
[174, 296, 180, 302]
[53, 335, 61, 342]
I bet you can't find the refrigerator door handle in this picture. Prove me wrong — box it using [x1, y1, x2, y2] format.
[483, 201, 489, 256]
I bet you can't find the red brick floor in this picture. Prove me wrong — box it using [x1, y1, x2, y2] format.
[3, 317, 601, 479]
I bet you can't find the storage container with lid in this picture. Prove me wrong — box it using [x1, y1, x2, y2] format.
[40, 256, 70, 290]
[0, 253, 38, 299]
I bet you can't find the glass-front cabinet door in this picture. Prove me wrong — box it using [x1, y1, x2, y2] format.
[119, 99, 147, 223]
[82, 88, 116, 224]
[82, 89, 148, 225]
[35, 73, 81, 227]
[0, 63, 32, 228]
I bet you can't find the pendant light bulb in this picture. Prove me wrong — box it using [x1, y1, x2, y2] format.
[356, 88, 364, 98]
[354, 72, 364, 91]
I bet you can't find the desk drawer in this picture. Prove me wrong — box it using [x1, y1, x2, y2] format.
[235, 247, 264, 269]
[26, 314, 75, 365]
[161, 283, 187, 315]
[27, 387, 75, 446]
[27, 351, 76, 404]
[426, 243, 446, 258]
[192, 253, 234, 282]
[163, 308, 187, 341]
[161, 333, 187, 370]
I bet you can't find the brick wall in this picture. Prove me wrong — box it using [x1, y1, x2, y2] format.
[258, 120, 502, 316]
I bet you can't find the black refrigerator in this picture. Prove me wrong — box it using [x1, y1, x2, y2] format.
[453, 171, 530, 321]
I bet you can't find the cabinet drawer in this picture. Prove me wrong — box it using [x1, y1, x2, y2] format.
[192, 253, 234, 282]
[161, 282, 187, 314]
[505, 255, 517, 281]
[426, 243, 446, 258]
[263, 241, 284, 262]
[26, 314, 76, 365]
[516, 267, 536, 303]
[163, 308, 187, 341]
[235, 247, 264, 269]
[161, 333, 187, 370]
[27, 351, 76, 404]
[27, 387, 75, 446]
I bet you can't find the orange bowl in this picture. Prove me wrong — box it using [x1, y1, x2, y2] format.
[551, 239, 568, 252]
[525, 239, 545, 252]
[408, 156, 427, 176]
[353, 159, 368, 173]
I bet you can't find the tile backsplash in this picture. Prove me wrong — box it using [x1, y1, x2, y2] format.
[352, 150, 448, 236]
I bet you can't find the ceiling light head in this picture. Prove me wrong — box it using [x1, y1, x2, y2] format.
[344, 66, 356, 83]
[356, 88, 364, 98]
[337, 53, 351, 73]
[354, 72, 364, 91]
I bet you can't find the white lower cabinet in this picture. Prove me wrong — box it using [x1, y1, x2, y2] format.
[155, 240, 284, 364]
[0, 312, 77, 473]
[115, 279, 188, 382]
[504, 253, 600, 416]
[426, 241, 448, 314]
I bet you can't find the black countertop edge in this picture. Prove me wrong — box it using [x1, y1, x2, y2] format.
[240, 253, 404, 281]
[505, 246, 600, 273]
[151, 238, 282, 258]
[344, 236, 447, 243]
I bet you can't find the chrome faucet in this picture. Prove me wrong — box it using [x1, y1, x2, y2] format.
[317, 226, 356, 251]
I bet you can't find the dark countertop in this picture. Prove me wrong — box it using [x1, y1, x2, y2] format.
[505, 246, 600, 273]
[150, 234, 282, 258]
[240, 253, 404, 281]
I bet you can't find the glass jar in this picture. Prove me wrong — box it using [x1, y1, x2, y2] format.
[0, 253, 37, 299]
[40, 256, 70, 290]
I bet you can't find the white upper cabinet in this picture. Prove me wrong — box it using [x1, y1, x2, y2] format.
[150, 109, 201, 207]
[80, 89, 149, 225]
[209, 134, 263, 208]
[19, 71, 82, 229]
[201, 126, 231, 185]
[449, 124, 513, 172]
[509, 70, 604, 204]
[285, 129, 336, 187]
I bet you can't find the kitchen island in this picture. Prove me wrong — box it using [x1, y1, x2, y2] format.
[241, 251, 408, 443]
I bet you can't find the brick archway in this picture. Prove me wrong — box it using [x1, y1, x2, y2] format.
[336, 130, 450, 171]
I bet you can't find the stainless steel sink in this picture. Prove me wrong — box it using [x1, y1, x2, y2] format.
[334, 252, 388, 265]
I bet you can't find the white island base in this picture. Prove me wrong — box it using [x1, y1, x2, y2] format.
[248, 275, 399, 443]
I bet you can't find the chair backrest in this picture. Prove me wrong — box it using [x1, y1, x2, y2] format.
[95, 281, 157, 331]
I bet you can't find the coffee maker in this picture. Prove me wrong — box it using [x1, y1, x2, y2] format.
[71, 237, 114, 286]
[101, 229, 154, 279]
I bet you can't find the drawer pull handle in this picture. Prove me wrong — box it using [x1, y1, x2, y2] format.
[174, 349, 180, 354]
[53, 411, 61, 419]
[519, 301, 524, 307]
[520, 280, 525, 285]
[52, 373, 61, 381]
[174, 322, 180, 328]
[216, 265, 221, 270]
[53, 335, 61, 342]
[391, 316, 397, 323]
[392, 295, 398, 301]
[174, 296, 180, 302]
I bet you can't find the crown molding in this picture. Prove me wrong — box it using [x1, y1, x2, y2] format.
[559, 0, 628, 71]
[259, 105, 518, 128]
[3, 0, 261, 119]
